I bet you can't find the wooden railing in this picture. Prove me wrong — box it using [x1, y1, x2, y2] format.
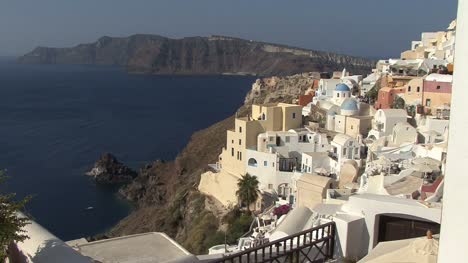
[211, 221, 336, 263]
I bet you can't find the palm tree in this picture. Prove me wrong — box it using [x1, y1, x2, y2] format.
[236, 173, 259, 213]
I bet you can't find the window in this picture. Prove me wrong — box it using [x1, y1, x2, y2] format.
[264, 161, 267, 167]
[268, 184, 273, 189]
[269, 137, 274, 142]
[436, 85, 441, 90]
[231, 148, 234, 156]
[292, 113, 296, 119]
[351, 125, 354, 130]
[426, 99, 432, 107]
[408, 86, 411, 92]
[232, 140, 234, 144]
[417, 86, 420, 92]
[355, 148, 359, 155]
[239, 139, 241, 145]
[337, 93, 340, 98]
[343, 148, 347, 155]
[239, 152, 242, 161]
[273, 162, 275, 167]
[285, 136, 290, 143]
[239, 126, 242, 133]
[248, 158, 258, 167]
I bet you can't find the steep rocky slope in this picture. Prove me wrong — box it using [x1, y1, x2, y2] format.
[107, 73, 317, 253]
[19, 35, 374, 76]
[244, 72, 318, 105]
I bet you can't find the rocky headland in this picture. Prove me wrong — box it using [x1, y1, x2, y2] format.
[86, 153, 137, 184]
[18, 34, 375, 76]
[105, 73, 317, 253]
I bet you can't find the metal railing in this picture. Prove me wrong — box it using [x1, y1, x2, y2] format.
[211, 222, 336, 263]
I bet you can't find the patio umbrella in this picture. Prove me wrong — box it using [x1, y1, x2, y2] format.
[412, 157, 441, 167]
[373, 156, 392, 166]
[314, 167, 329, 175]
[359, 236, 439, 263]
[409, 163, 440, 173]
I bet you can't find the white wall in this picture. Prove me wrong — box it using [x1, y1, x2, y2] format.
[14, 214, 93, 263]
[334, 115, 347, 134]
[246, 149, 277, 190]
[438, 1, 468, 262]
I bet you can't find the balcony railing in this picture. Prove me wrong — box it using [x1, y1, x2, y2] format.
[211, 221, 336, 263]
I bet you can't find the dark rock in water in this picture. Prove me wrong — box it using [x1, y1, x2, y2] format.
[86, 153, 137, 184]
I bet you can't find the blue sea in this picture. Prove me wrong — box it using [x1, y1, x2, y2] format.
[0, 58, 254, 241]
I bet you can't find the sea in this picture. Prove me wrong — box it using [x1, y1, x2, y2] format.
[0, 57, 255, 241]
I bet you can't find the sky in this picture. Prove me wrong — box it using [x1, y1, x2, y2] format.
[0, 0, 458, 58]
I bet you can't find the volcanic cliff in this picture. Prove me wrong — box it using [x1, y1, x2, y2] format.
[19, 34, 374, 76]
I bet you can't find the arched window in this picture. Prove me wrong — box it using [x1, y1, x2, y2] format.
[417, 86, 420, 92]
[408, 86, 412, 92]
[248, 158, 258, 167]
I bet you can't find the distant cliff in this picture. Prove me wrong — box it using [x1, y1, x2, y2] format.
[19, 34, 375, 76]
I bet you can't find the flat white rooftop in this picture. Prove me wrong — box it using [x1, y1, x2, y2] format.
[73, 232, 197, 263]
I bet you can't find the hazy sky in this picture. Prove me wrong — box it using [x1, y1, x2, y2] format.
[0, 0, 458, 58]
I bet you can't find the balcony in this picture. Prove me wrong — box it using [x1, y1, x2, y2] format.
[278, 158, 297, 172]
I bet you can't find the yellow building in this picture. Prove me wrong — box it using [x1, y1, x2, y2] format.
[199, 103, 303, 207]
[345, 116, 373, 139]
[401, 77, 424, 106]
[219, 103, 303, 177]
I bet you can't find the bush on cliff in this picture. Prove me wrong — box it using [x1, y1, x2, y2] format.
[0, 171, 30, 261]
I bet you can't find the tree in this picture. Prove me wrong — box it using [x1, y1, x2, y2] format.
[0, 171, 30, 261]
[236, 173, 259, 213]
[392, 96, 406, 109]
[366, 87, 378, 103]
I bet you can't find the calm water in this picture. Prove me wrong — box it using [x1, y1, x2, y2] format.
[0, 58, 254, 240]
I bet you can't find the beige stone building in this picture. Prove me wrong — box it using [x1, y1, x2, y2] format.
[218, 103, 302, 177]
[400, 20, 456, 63]
[345, 116, 373, 139]
[295, 173, 335, 209]
[199, 103, 303, 207]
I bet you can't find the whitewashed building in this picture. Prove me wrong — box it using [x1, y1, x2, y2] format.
[368, 109, 408, 140]
[246, 128, 330, 197]
[330, 134, 363, 174]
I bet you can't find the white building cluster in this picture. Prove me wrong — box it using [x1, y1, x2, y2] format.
[202, 20, 458, 263]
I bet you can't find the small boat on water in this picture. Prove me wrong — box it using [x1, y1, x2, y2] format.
[85, 206, 94, 211]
